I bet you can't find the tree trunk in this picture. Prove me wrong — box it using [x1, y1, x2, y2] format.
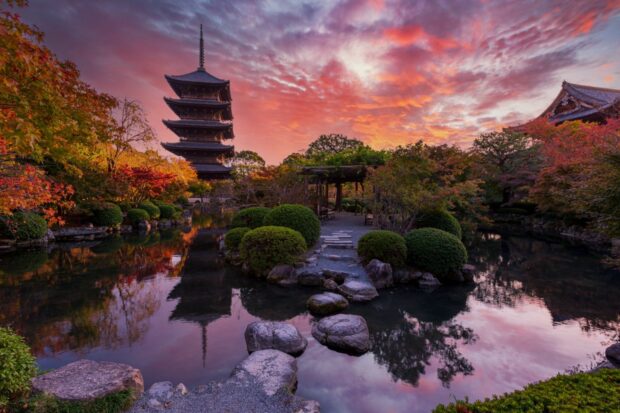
[335, 182, 342, 211]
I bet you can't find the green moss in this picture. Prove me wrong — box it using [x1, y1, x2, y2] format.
[91, 203, 123, 227]
[137, 201, 160, 220]
[357, 230, 407, 268]
[225, 227, 251, 251]
[0, 212, 48, 241]
[240, 226, 306, 276]
[417, 209, 462, 239]
[405, 228, 467, 280]
[126, 209, 150, 226]
[230, 207, 270, 229]
[433, 369, 620, 413]
[263, 204, 320, 246]
[0, 328, 36, 409]
[27, 389, 135, 413]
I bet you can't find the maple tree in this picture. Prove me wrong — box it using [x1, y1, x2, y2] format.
[113, 166, 176, 204]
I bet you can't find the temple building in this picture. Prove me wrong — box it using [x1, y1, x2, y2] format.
[162, 25, 234, 180]
[537, 81, 620, 124]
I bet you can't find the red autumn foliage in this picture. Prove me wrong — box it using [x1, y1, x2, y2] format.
[113, 165, 176, 203]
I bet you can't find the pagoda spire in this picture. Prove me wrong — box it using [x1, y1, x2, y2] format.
[199, 24, 205, 71]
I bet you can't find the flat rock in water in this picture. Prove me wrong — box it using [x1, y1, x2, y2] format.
[229, 349, 298, 396]
[418, 272, 441, 289]
[311, 314, 370, 355]
[31, 359, 144, 401]
[245, 321, 307, 356]
[337, 279, 379, 302]
[307, 292, 349, 316]
[297, 268, 325, 286]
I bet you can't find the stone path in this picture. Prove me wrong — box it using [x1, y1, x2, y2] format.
[304, 213, 378, 301]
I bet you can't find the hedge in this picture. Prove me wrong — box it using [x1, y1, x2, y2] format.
[138, 201, 160, 220]
[225, 227, 251, 251]
[239, 226, 306, 276]
[158, 204, 176, 220]
[91, 203, 123, 227]
[0, 212, 48, 241]
[126, 208, 150, 226]
[357, 230, 407, 268]
[405, 227, 467, 280]
[0, 327, 36, 409]
[417, 209, 462, 239]
[263, 204, 320, 246]
[230, 207, 270, 229]
[433, 369, 620, 413]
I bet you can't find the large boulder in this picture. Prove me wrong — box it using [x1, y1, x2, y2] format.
[297, 268, 325, 286]
[229, 349, 298, 396]
[306, 292, 349, 316]
[418, 272, 441, 289]
[337, 279, 378, 302]
[606, 343, 620, 367]
[245, 321, 307, 356]
[393, 268, 422, 284]
[311, 314, 370, 355]
[364, 259, 393, 289]
[266, 264, 298, 286]
[31, 359, 144, 401]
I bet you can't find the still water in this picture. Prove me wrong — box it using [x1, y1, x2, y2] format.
[1, 217, 618, 412]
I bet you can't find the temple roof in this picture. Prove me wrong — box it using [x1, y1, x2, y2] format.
[161, 141, 233, 152]
[164, 97, 230, 108]
[541, 81, 620, 123]
[165, 69, 229, 86]
[194, 164, 232, 173]
[163, 119, 233, 129]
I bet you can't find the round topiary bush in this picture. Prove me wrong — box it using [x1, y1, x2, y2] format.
[225, 227, 251, 251]
[138, 201, 160, 220]
[405, 227, 467, 280]
[357, 230, 407, 268]
[230, 207, 270, 229]
[239, 226, 307, 276]
[0, 327, 36, 409]
[263, 204, 320, 246]
[0, 212, 48, 241]
[91, 202, 123, 227]
[416, 209, 462, 239]
[127, 208, 150, 226]
[158, 204, 176, 220]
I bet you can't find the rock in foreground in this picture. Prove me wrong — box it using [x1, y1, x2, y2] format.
[606, 343, 620, 367]
[311, 314, 370, 355]
[230, 349, 298, 396]
[32, 359, 144, 401]
[307, 292, 349, 316]
[245, 321, 307, 356]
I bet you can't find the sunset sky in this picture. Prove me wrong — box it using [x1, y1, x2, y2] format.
[22, 0, 620, 164]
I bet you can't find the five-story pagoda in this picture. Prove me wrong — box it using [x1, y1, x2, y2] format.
[162, 25, 234, 180]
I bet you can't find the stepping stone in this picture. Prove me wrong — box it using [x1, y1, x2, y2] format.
[245, 321, 307, 356]
[229, 350, 297, 396]
[325, 254, 357, 262]
[307, 292, 349, 316]
[337, 279, 379, 302]
[31, 359, 144, 401]
[324, 244, 356, 250]
[311, 314, 370, 355]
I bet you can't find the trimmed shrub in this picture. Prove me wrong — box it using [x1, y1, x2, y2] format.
[176, 195, 190, 207]
[126, 208, 150, 225]
[433, 369, 620, 413]
[91, 203, 123, 227]
[263, 204, 320, 246]
[225, 227, 251, 251]
[239, 226, 306, 276]
[138, 201, 160, 220]
[0, 327, 36, 409]
[416, 209, 462, 239]
[405, 228, 467, 279]
[357, 230, 407, 268]
[158, 204, 176, 220]
[0, 212, 48, 241]
[230, 207, 270, 229]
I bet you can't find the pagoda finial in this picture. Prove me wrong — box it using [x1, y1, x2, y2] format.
[199, 24, 205, 71]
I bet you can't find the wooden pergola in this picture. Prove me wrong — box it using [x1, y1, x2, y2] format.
[299, 165, 367, 215]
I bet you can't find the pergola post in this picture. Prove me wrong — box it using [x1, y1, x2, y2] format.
[335, 182, 343, 211]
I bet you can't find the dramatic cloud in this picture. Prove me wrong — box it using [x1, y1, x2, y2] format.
[21, 0, 620, 163]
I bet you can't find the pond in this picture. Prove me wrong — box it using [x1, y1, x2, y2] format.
[1, 216, 618, 413]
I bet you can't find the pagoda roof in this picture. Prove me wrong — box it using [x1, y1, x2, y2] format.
[165, 68, 229, 86]
[194, 164, 232, 173]
[541, 81, 620, 123]
[161, 141, 233, 153]
[163, 119, 233, 130]
[164, 97, 230, 108]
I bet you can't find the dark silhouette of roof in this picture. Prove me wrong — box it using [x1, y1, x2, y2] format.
[541, 81, 620, 123]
